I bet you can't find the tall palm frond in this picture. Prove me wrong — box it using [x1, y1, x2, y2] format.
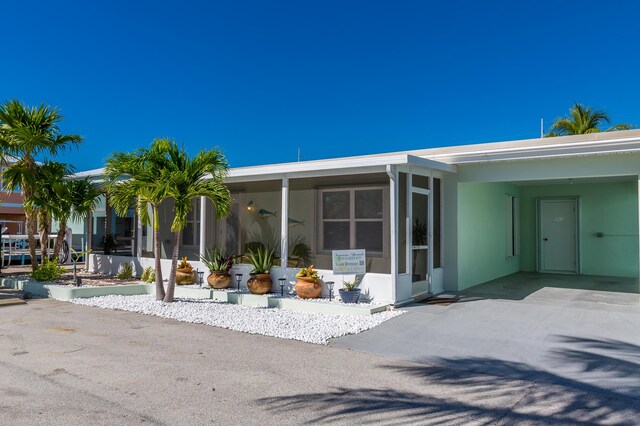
[545, 103, 636, 137]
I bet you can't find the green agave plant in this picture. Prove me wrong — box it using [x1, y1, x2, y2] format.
[246, 246, 276, 274]
[199, 246, 234, 272]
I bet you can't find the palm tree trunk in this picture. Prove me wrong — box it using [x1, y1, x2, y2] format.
[53, 218, 67, 262]
[38, 211, 50, 263]
[153, 206, 165, 300]
[163, 230, 181, 303]
[25, 210, 38, 270]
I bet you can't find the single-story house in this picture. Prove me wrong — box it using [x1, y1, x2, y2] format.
[73, 129, 640, 305]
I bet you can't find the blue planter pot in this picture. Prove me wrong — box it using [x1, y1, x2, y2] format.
[339, 288, 361, 304]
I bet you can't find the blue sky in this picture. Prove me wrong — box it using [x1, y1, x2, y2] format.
[2, 1, 639, 171]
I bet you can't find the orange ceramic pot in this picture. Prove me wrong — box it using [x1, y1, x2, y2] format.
[176, 268, 196, 285]
[247, 273, 272, 294]
[295, 277, 321, 299]
[207, 271, 232, 289]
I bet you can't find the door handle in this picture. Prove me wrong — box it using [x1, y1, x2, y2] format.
[543, 238, 549, 241]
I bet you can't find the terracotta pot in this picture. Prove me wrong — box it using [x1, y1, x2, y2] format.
[295, 276, 321, 299]
[207, 271, 232, 289]
[176, 268, 195, 285]
[247, 273, 272, 294]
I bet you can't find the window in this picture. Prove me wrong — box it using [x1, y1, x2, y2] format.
[505, 195, 520, 257]
[182, 198, 201, 247]
[319, 187, 387, 254]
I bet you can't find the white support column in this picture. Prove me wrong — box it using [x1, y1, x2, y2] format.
[280, 176, 289, 268]
[136, 214, 142, 258]
[85, 212, 92, 270]
[428, 175, 434, 293]
[407, 172, 413, 276]
[387, 166, 398, 303]
[199, 196, 207, 258]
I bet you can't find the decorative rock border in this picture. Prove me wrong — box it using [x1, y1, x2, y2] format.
[1, 278, 391, 315]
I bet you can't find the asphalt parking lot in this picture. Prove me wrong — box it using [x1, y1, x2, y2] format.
[2, 278, 638, 425]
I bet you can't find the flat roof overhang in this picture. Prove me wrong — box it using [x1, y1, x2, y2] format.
[226, 154, 456, 184]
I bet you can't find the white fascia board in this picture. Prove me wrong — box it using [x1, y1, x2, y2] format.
[226, 154, 455, 183]
[426, 136, 640, 164]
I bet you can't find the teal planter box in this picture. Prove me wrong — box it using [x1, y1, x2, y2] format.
[22, 282, 150, 301]
[227, 292, 270, 307]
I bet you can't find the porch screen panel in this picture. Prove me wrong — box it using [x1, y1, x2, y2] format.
[398, 173, 407, 274]
[433, 178, 442, 268]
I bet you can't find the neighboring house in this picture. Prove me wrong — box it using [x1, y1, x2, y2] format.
[76, 130, 640, 305]
[0, 164, 26, 235]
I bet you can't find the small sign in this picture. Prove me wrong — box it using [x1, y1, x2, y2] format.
[332, 249, 366, 275]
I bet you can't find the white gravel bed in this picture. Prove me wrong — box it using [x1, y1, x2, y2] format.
[69, 294, 404, 345]
[289, 295, 383, 307]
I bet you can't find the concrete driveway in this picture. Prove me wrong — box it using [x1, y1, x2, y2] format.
[332, 272, 640, 399]
[1, 273, 639, 425]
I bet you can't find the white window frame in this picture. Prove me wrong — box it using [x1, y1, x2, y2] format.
[182, 198, 201, 248]
[317, 185, 389, 257]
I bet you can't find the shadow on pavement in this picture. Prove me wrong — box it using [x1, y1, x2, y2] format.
[256, 336, 640, 424]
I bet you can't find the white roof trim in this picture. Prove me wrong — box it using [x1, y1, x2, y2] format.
[226, 154, 455, 183]
[72, 130, 640, 178]
[427, 135, 640, 164]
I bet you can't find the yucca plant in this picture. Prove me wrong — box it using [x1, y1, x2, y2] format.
[246, 246, 275, 274]
[199, 247, 234, 273]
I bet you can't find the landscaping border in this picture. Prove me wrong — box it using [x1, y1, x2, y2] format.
[1, 278, 390, 315]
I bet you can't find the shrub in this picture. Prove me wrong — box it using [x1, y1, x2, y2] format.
[116, 262, 134, 280]
[140, 267, 156, 283]
[31, 258, 66, 282]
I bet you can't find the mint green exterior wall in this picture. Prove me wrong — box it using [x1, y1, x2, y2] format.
[519, 182, 639, 277]
[457, 182, 521, 290]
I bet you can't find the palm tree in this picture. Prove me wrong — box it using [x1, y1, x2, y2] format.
[51, 178, 101, 260]
[106, 139, 183, 300]
[22, 161, 71, 261]
[0, 99, 82, 269]
[156, 140, 231, 302]
[105, 139, 231, 301]
[545, 103, 636, 137]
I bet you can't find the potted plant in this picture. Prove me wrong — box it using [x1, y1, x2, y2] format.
[339, 277, 361, 303]
[294, 265, 321, 299]
[199, 247, 234, 289]
[245, 246, 275, 294]
[101, 233, 118, 255]
[176, 256, 196, 285]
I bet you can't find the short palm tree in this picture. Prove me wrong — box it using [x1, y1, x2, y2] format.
[157, 141, 232, 302]
[0, 99, 82, 269]
[106, 140, 175, 300]
[545, 103, 635, 137]
[51, 178, 101, 259]
[107, 139, 232, 303]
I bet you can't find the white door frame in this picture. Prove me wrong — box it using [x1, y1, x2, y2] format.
[537, 197, 580, 274]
